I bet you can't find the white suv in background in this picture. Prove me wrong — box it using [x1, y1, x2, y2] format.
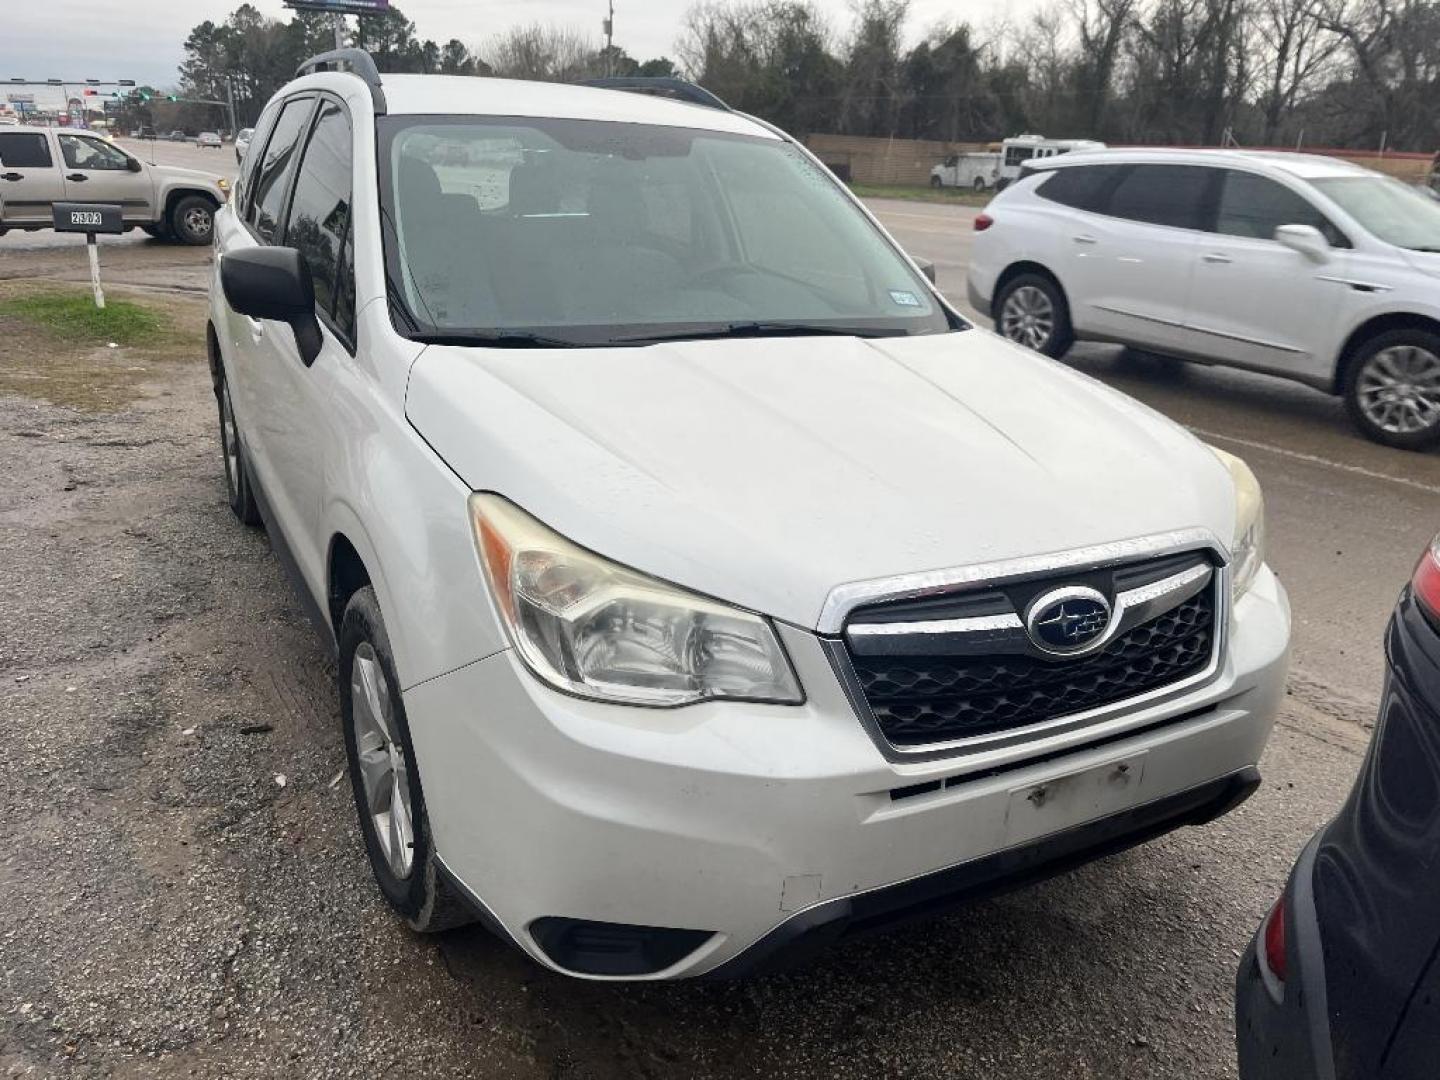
[209, 52, 1289, 980]
[968, 149, 1440, 450]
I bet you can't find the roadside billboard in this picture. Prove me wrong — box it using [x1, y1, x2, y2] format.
[283, 0, 390, 14]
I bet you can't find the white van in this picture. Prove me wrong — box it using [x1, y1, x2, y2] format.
[930, 151, 1001, 191]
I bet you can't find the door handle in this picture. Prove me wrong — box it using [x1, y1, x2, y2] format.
[1072, 234, 1098, 245]
[1202, 252, 1233, 264]
[65, 173, 88, 182]
[0, 172, 21, 182]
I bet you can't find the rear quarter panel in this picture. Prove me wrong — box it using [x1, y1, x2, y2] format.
[1312, 594, 1440, 1078]
[967, 179, 1065, 313]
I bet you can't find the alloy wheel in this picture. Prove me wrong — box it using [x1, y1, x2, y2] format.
[1356, 345, 1440, 436]
[351, 643, 415, 880]
[219, 382, 239, 500]
[1000, 285, 1055, 351]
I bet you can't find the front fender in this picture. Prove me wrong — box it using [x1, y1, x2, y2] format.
[321, 350, 507, 692]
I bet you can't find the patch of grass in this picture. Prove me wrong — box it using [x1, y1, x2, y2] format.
[0, 283, 206, 411]
[0, 291, 165, 346]
[851, 183, 991, 207]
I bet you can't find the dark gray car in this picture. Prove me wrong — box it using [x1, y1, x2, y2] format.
[1236, 533, 1440, 1078]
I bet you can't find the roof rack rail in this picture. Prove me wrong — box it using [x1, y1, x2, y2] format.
[578, 77, 730, 112]
[296, 48, 387, 115]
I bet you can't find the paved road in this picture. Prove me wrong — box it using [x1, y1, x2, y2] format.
[0, 187, 1434, 1078]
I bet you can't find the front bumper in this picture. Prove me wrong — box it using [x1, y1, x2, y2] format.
[404, 569, 1289, 980]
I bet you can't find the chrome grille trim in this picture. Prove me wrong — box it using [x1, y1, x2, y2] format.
[817, 527, 1228, 635]
[846, 562, 1212, 660]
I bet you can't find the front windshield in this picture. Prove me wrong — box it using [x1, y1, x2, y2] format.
[377, 116, 952, 345]
[1311, 175, 1440, 252]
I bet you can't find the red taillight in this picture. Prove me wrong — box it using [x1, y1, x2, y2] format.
[974, 212, 993, 232]
[1412, 534, 1440, 618]
[1262, 896, 1287, 983]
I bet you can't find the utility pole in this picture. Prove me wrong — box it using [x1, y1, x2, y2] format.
[603, 1, 614, 76]
[332, 12, 345, 50]
[224, 77, 237, 136]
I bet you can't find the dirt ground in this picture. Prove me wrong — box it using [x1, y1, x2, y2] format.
[0, 264, 1385, 1079]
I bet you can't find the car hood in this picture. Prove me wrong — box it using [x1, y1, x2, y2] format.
[155, 164, 224, 187]
[405, 330, 1236, 629]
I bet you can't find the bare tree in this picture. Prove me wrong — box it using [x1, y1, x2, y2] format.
[1070, 0, 1139, 134]
[1249, 0, 1338, 141]
[484, 23, 597, 82]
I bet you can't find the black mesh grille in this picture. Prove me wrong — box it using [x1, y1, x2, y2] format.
[850, 590, 1215, 747]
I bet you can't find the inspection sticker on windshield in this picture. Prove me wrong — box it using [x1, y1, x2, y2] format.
[888, 289, 922, 307]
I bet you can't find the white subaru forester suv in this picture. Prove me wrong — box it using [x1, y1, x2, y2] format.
[209, 51, 1290, 980]
[967, 148, 1440, 450]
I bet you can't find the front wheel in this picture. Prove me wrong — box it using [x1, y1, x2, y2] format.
[1343, 330, 1440, 450]
[217, 371, 262, 526]
[340, 587, 474, 933]
[169, 195, 214, 246]
[930, 175, 943, 189]
[994, 273, 1074, 358]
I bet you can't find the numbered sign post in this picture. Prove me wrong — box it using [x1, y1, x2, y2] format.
[51, 203, 124, 309]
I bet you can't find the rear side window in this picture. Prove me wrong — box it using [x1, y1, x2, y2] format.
[1036, 165, 1124, 212]
[1105, 165, 1213, 230]
[1217, 170, 1349, 247]
[0, 132, 53, 168]
[249, 97, 314, 243]
[283, 101, 355, 340]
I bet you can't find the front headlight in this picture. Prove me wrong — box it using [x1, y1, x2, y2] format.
[469, 494, 803, 707]
[1210, 447, 1265, 600]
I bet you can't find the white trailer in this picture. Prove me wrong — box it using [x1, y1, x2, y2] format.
[929, 151, 1001, 192]
[997, 135, 1106, 188]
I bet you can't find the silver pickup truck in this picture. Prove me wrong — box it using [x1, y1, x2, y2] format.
[0, 127, 228, 244]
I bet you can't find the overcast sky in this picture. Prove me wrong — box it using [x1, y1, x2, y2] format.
[0, 0, 1034, 106]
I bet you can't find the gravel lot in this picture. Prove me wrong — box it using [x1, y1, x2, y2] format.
[0, 197, 1425, 1077]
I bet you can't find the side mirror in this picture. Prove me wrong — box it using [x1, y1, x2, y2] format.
[126, 157, 142, 173]
[914, 257, 937, 285]
[221, 247, 323, 365]
[1274, 223, 1330, 263]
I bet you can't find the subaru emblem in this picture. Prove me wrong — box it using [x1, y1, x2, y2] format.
[1025, 586, 1113, 655]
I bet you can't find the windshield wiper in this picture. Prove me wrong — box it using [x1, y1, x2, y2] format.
[412, 330, 587, 349]
[609, 321, 913, 345]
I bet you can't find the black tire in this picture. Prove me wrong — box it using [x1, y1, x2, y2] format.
[993, 272, 1075, 358]
[930, 175, 943, 189]
[996, 177, 1012, 192]
[340, 587, 474, 933]
[1342, 328, 1440, 450]
[973, 176, 987, 192]
[169, 194, 214, 246]
[216, 370, 262, 526]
